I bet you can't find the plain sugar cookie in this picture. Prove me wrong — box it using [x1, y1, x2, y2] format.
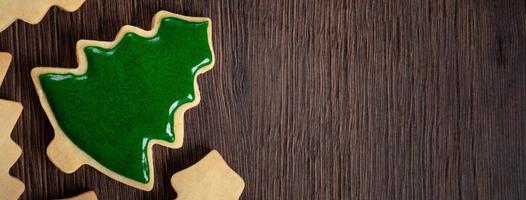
[0, 0, 86, 32]
[171, 150, 245, 200]
[0, 52, 25, 200]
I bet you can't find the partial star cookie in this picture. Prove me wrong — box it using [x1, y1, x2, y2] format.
[0, 52, 25, 200]
[58, 191, 97, 200]
[0, 0, 85, 32]
[171, 150, 245, 200]
[0, 53, 10, 82]
[31, 11, 214, 191]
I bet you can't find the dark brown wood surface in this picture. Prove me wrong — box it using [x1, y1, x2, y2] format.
[0, 0, 525, 199]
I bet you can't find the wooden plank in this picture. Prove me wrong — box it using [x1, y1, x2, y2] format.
[0, 0, 524, 199]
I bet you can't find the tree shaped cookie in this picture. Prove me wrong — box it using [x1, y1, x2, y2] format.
[31, 11, 214, 191]
[171, 150, 245, 200]
[0, 0, 86, 32]
[0, 53, 25, 200]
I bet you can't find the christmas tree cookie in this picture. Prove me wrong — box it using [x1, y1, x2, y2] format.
[31, 11, 214, 191]
[171, 150, 245, 200]
[0, 0, 86, 32]
[0, 53, 25, 200]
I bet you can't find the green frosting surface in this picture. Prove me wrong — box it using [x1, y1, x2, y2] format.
[39, 17, 212, 183]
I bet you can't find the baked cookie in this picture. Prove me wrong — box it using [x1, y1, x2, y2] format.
[31, 11, 214, 191]
[0, 0, 86, 32]
[59, 191, 97, 200]
[171, 150, 245, 200]
[0, 53, 25, 200]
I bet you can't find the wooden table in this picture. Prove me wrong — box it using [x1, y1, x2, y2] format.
[1, 0, 525, 199]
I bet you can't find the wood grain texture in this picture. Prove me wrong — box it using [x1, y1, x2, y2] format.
[0, 0, 525, 199]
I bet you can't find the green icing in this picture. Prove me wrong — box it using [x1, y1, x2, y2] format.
[39, 17, 212, 183]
